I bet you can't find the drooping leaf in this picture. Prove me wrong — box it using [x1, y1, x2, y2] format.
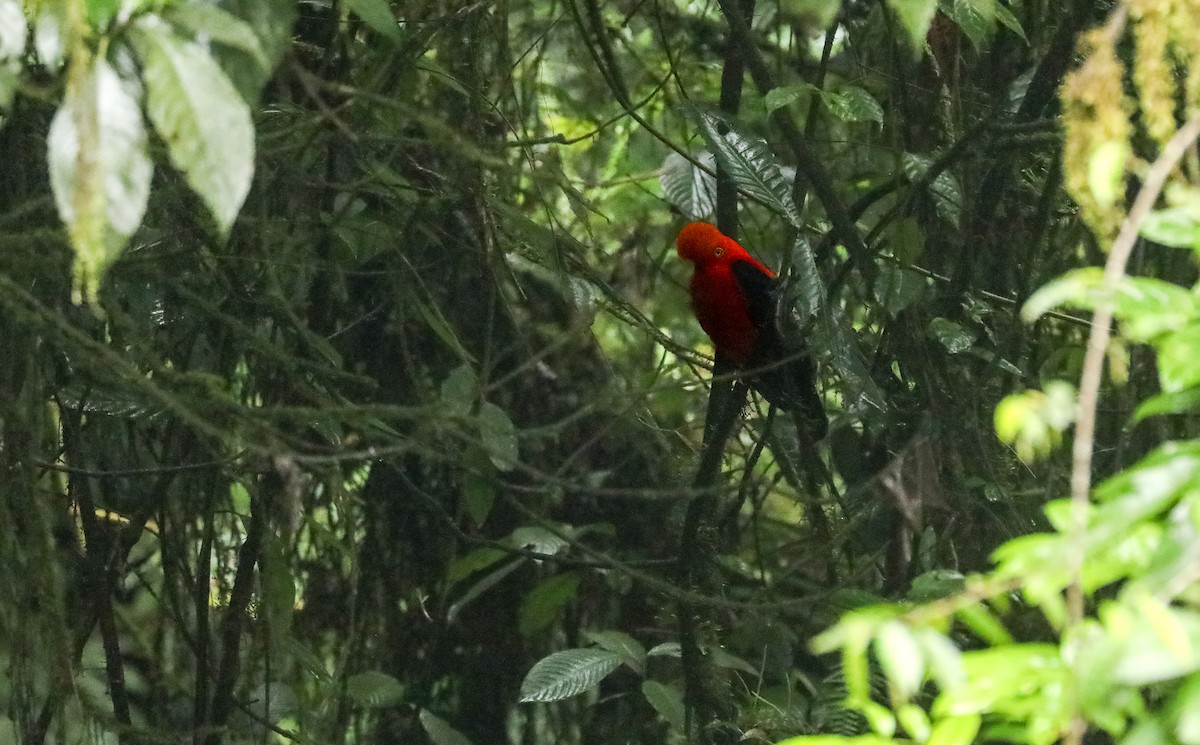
[518, 572, 581, 636]
[344, 0, 403, 42]
[902, 152, 962, 228]
[477, 401, 518, 471]
[939, 0, 996, 50]
[518, 648, 624, 702]
[48, 56, 152, 301]
[659, 151, 716, 220]
[129, 18, 254, 234]
[691, 107, 801, 227]
[642, 680, 686, 730]
[419, 709, 473, 745]
[887, 0, 938, 53]
[163, 3, 271, 70]
[346, 671, 405, 708]
[823, 86, 884, 125]
[584, 630, 647, 674]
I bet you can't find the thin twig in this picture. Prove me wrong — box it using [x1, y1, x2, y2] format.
[1066, 111, 1200, 614]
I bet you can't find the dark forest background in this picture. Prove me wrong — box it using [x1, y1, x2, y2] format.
[3, 0, 1200, 743]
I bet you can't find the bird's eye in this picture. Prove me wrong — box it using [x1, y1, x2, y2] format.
[713, 247, 724, 257]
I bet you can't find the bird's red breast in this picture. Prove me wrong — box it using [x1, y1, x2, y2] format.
[676, 222, 776, 365]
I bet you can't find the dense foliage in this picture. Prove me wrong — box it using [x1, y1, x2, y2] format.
[2, 0, 1196, 743]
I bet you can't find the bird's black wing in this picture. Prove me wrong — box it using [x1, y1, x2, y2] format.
[730, 259, 827, 439]
[729, 259, 779, 334]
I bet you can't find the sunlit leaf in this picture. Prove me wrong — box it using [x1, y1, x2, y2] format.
[48, 56, 152, 301]
[129, 18, 254, 233]
[347, 671, 405, 708]
[887, 0, 938, 53]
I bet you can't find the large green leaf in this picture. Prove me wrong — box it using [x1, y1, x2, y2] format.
[691, 107, 801, 227]
[129, 18, 254, 234]
[518, 572, 581, 636]
[346, 670, 405, 708]
[478, 401, 518, 471]
[518, 648, 624, 702]
[660, 151, 716, 220]
[419, 710, 473, 745]
[887, 0, 938, 53]
[0, 0, 23, 110]
[48, 56, 152, 300]
[163, 3, 271, 70]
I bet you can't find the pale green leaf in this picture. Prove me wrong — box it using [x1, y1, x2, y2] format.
[419, 709, 473, 745]
[994, 2, 1027, 43]
[48, 57, 152, 301]
[164, 3, 271, 70]
[1089, 139, 1129, 209]
[928, 317, 975, 353]
[518, 572, 581, 636]
[129, 18, 254, 233]
[478, 401, 518, 471]
[1141, 207, 1200, 250]
[660, 151, 716, 220]
[0, 0, 25, 59]
[887, 0, 938, 53]
[764, 83, 811, 113]
[441, 364, 477, 417]
[925, 715, 981, 745]
[874, 621, 924, 697]
[824, 86, 884, 125]
[642, 680, 686, 730]
[346, 671, 405, 708]
[584, 630, 647, 674]
[518, 648, 623, 702]
[344, 0, 402, 42]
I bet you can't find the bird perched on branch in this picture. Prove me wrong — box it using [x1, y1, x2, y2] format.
[676, 221, 827, 439]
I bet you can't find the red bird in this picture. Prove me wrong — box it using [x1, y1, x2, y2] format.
[676, 222, 827, 438]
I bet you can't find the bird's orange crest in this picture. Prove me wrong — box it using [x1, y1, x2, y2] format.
[676, 222, 727, 264]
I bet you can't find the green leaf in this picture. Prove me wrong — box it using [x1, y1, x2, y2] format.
[691, 107, 801, 227]
[780, 0, 840, 30]
[441, 364, 477, 417]
[461, 469, 496, 526]
[659, 151, 716, 220]
[163, 3, 270, 70]
[764, 83, 812, 114]
[642, 680, 686, 730]
[518, 648, 624, 702]
[875, 264, 926, 316]
[874, 621, 924, 697]
[1142, 207, 1200, 249]
[419, 709, 473, 745]
[584, 630, 647, 675]
[518, 572, 581, 636]
[446, 547, 508, 585]
[510, 525, 570, 556]
[823, 86, 884, 125]
[346, 671, 405, 708]
[902, 153, 962, 228]
[48, 56, 152, 301]
[0, 0, 24, 110]
[1022, 267, 1104, 322]
[478, 401, 518, 471]
[928, 317, 975, 353]
[925, 715, 981, 745]
[1158, 324, 1200, 392]
[993, 2, 1027, 43]
[129, 18, 254, 234]
[939, 0, 996, 49]
[1134, 387, 1200, 422]
[1088, 139, 1129, 209]
[887, 0, 938, 53]
[344, 0, 403, 42]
